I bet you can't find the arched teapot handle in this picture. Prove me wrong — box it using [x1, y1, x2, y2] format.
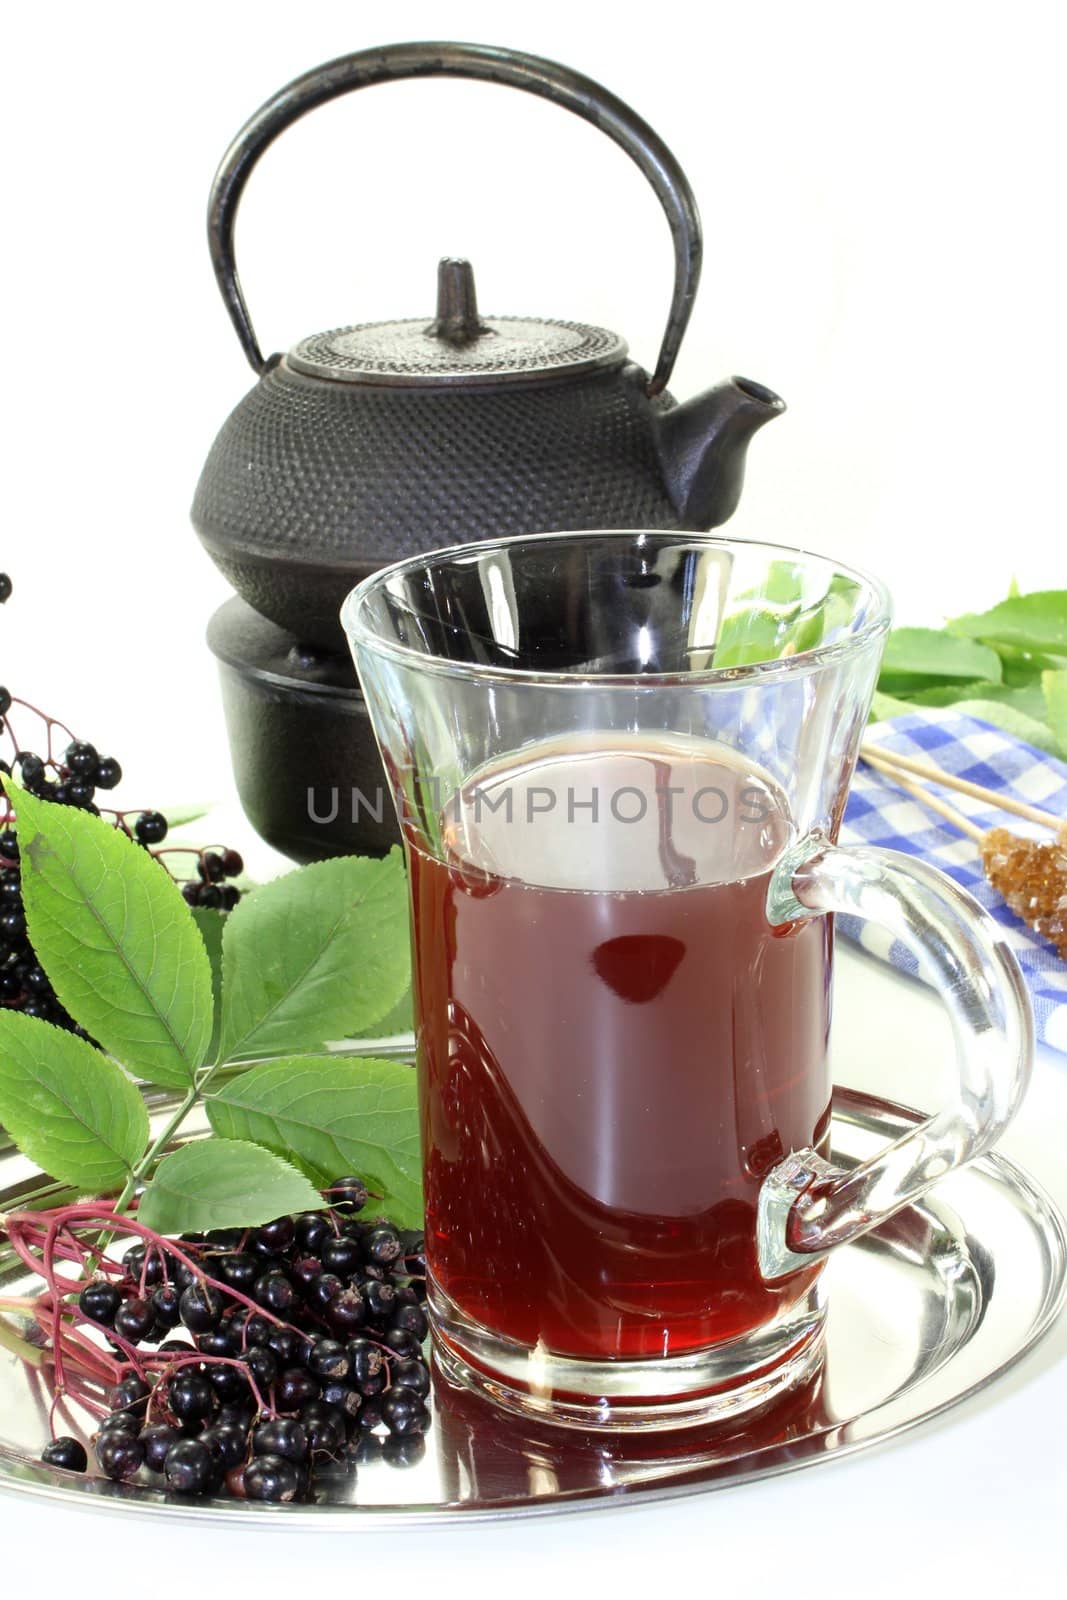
[207, 41, 702, 395]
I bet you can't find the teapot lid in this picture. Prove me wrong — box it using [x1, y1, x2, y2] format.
[286, 259, 627, 388]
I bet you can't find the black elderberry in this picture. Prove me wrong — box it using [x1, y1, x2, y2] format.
[200, 851, 225, 883]
[94, 755, 122, 790]
[63, 741, 98, 777]
[140, 1423, 181, 1472]
[172, 1258, 198, 1293]
[209, 1363, 250, 1405]
[181, 881, 200, 908]
[163, 1437, 213, 1495]
[326, 1286, 368, 1336]
[179, 1280, 223, 1333]
[307, 1338, 349, 1380]
[266, 1326, 302, 1366]
[320, 1235, 362, 1278]
[98, 1410, 142, 1437]
[0, 909, 25, 940]
[328, 1176, 369, 1213]
[219, 885, 241, 911]
[363, 1280, 396, 1321]
[41, 1436, 88, 1473]
[302, 1406, 346, 1454]
[0, 827, 18, 860]
[168, 1371, 215, 1423]
[214, 1251, 256, 1291]
[65, 780, 95, 808]
[0, 688, 10, 717]
[295, 1212, 331, 1253]
[243, 1346, 279, 1390]
[255, 1272, 296, 1314]
[382, 1326, 422, 1360]
[197, 1328, 233, 1358]
[391, 1302, 428, 1340]
[357, 1399, 384, 1432]
[201, 1422, 248, 1470]
[357, 1369, 386, 1398]
[290, 1255, 323, 1293]
[383, 1433, 427, 1469]
[305, 1271, 344, 1313]
[252, 1418, 308, 1464]
[16, 752, 45, 790]
[220, 848, 244, 877]
[121, 1242, 165, 1288]
[243, 1453, 301, 1503]
[319, 1381, 361, 1422]
[107, 1374, 151, 1414]
[0, 573, 10, 603]
[390, 1358, 431, 1398]
[381, 1390, 431, 1437]
[255, 1213, 296, 1251]
[96, 1430, 145, 1481]
[151, 1285, 183, 1329]
[113, 1296, 156, 1344]
[364, 1225, 403, 1265]
[347, 1339, 383, 1386]
[197, 884, 223, 909]
[199, 1228, 244, 1249]
[78, 1280, 121, 1327]
[275, 1367, 318, 1410]
[226, 1307, 273, 1350]
[217, 1402, 256, 1431]
[134, 810, 168, 846]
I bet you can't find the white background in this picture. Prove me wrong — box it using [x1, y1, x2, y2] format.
[1, 1, 1065, 1592]
[1, 0, 1064, 805]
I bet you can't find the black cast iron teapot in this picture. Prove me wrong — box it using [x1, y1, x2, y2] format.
[193, 42, 785, 651]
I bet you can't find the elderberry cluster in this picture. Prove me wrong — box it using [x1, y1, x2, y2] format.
[1, 566, 247, 1030]
[44, 1180, 430, 1502]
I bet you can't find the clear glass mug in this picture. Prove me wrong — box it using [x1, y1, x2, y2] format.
[343, 533, 1032, 1430]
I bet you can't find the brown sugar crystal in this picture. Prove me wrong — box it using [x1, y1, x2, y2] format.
[980, 824, 1067, 960]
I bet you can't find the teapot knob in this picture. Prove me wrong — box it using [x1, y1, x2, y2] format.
[428, 258, 490, 345]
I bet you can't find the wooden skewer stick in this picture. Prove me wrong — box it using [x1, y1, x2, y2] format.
[860, 740, 1063, 833]
[861, 751, 985, 841]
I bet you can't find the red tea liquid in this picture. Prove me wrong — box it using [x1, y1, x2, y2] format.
[408, 736, 831, 1362]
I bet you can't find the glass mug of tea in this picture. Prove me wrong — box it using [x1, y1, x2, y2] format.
[343, 533, 1032, 1430]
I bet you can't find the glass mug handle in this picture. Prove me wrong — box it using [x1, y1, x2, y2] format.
[758, 832, 1034, 1280]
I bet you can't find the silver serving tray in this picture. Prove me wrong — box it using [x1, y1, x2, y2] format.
[0, 1085, 1063, 1526]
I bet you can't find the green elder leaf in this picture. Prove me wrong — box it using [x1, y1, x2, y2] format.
[137, 1137, 325, 1233]
[994, 642, 1065, 687]
[948, 592, 1067, 656]
[216, 850, 410, 1063]
[869, 690, 918, 722]
[0, 1011, 149, 1191]
[206, 1056, 422, 1226]
[4, 780, 214, 1087]
[906, 680, 1049, 719]
[191, 905, 225, 1062]
[1042, 670, 1067, 756]
[879, 627, 1002, 688]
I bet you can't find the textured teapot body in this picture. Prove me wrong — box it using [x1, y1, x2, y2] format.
[194, 44, 786, 651]
[194, 358, 702, 648]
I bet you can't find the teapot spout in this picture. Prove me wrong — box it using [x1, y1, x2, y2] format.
[656, 376, 785, 527]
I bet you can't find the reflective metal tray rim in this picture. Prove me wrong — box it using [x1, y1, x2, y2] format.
[0, 1090, 1063, 1529]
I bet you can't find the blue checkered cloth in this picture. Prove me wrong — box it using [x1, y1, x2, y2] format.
[840, 710, 1067, 1055]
